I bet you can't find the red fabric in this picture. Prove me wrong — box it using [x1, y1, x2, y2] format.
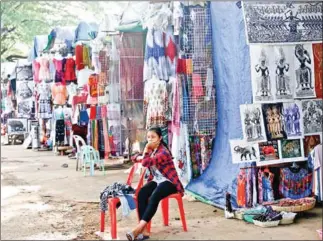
[141, 144, 184, 195]
[75, 45, 84, 70]
[165, 35, 177, 63]
[64, 58, 77, 82]
[89, 105, 97, 120]
[177, 59, 186, 74]
[72, 124, 87, 146]
[313, 43, 323, 99]
[33, 60, 41, 83]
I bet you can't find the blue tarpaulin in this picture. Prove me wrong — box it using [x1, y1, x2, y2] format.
[28, 35, 48, 61]
[186, 1, 253, 209]
[75, 21, 99, 42]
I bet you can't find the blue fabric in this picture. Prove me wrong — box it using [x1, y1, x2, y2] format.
[79, 110, 89, 126]
[28, 35, 48, 61]
[75, 21, 99, 42]
[186, 2, 253, 209]
[262, 176, 274, 202]
[124, 194, 136, 210]
[119, 195, 136, 217]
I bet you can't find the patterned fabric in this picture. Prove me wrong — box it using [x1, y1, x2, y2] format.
[39, 99, 52, 119]
[144, 28, 168, 81]
[313, 43, 323, 99]
[141, 144, 184, 195]
[165, 25, 177, 78]
[144, 78, 168, 128]
[88, 74, 104, 97]
[258, 171, 263, 204]
[171, 123, 192, 188]
[279, 167, 312, 199]
[191, 136, 202, 178]
[261, 171, 274, 202]
[200, 136, 212, 173]
[100, 182, 135, 212]
[55, 119, 65, 143]
[99, 50, 109, 74]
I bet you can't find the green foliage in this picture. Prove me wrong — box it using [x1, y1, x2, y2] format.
[0, 1, 88, 60]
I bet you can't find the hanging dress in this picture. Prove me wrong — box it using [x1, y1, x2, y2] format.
[75, 44, 84, 70]
[53, 58, 64, 83]
[33, 60, 41, 83]
[38, 57, 51, 81]
[64, 58, 77, 83]
[38, 82, 52, 119]
[261, 171, 274, 202]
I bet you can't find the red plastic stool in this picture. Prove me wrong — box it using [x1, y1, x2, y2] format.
[146, 193, 188, 233]
[100, 164, 145, 239]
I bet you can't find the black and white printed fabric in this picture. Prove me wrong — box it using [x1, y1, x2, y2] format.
[99, 182, 136, 212]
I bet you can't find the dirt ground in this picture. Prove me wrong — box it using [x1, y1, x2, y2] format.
[1, 144, 322, 240]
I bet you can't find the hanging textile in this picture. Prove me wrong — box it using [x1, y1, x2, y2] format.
[53, 107, 65, 146]
[101, 105, 111, 159]
[37, 56, 51, 82]
[279, 167, 312, 199]
[143, 28, 168, 81]
[75, 44, 84, 70]
[143, 77, 168, 128]
[258, 169, 275, 203]
[172, 123, 192, 188]
[33, 60, 41, 83]
[52, 83, 68, 105]
[64, 58, 77, 83]
[53, 58, 65, 83]
[237, 169, 247, 207]
[37, 82, 52, 119]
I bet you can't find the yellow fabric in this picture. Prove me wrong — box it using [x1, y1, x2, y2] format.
[83, 45, 92, 68]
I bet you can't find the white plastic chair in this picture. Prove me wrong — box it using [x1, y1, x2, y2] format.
[72, 135, 86, 171]
[80, 145, 105, 176]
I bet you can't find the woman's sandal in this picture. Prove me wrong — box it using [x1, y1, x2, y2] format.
[126, 231, 135, 241]
[136, 234, 150, 240]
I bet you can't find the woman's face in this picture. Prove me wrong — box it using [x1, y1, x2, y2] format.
[147, 131, 162, 148]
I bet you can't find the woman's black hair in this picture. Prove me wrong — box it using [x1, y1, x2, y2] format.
[148, 126, 173, 158]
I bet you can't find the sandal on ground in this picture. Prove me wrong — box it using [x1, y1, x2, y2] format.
[136, 234, 150, 240]
[126, 231, 135, 241]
